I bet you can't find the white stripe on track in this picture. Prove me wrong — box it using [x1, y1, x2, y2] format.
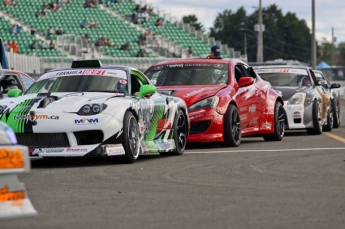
[186, 147, 345, 154]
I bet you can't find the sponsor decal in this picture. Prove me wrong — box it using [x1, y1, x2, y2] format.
[0, 186, 25, 202]
[184, 64, 211, 67]
[240, 107, 248, 112]
[250, 117, 258, 126]
[249, 104, 256, 113]
[240, 113, 247, 121]
[82, 70, 106, 75]
[119, 79, 127, 84]
[14, 114, 59, 121]
[66, 148, 88, 152]
[262, 121, 272, 130]
[106, 147, 125, 156]
[189, 109, 205, 116]
[33, 148, 64, 154]
[75, 118, 99, 125]
[56, 70, 83, 76]
[214, 64, 223, 68]
[154, 66, 163, 70]
[0, 148, 24, 169]
[184, 87, 211, 98]
[168, 64, 184, 68]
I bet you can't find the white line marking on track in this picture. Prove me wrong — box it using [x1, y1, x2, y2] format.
[186, 147, 345, 154]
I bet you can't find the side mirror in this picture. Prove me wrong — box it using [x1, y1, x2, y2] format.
[7, 89, 23, 97]
[238, 77, 254, 88]
[137, 84, 156, 98]
[316, 79, 327, 86]
[330, 83, 341, 89]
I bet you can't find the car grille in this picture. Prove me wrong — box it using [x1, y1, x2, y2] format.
[190, 121, 211, 134]
[16, 133, 70, 147]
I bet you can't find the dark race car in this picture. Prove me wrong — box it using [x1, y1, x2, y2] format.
[0, 69, 35, 97]
[145, 58, 285, 147]
[254, 65, 333, 135]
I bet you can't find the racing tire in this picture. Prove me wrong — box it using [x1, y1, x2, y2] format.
[323, 105, 333, 132]
[160, 110, 187, 156]
[221, 104, 241, 147]
[263, 101, 285, 141]
[332, 99, 341, 128]
[306, 100, 323, 135]
[122, 111, 140, 163]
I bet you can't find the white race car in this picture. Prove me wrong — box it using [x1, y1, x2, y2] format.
[0, 60, 190, 163]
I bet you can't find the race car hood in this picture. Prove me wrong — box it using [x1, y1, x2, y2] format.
[156, 85, 226, 107]
[0, 92, 124, 113]
[273, 86, 310, 101]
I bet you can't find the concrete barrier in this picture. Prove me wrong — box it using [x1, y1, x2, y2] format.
[0, 145, 37, 219]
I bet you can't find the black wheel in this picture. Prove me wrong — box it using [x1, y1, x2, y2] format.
[263, 101, 285, 141]
[306, 100, 322, 135]
[332, 99, 341, 128]
[323, 105, 333, 132]
[160, 110, 187, 156]
[122, 111, 140, 163]
[221, 104, 241, 147]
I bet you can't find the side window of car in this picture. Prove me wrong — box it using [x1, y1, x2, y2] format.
[130, 74, 142, 95]
[1, 75, 23, 91]
[244, 66, 257, 81]
[21, 74, 34, 90]
[235, 65, 244, 83]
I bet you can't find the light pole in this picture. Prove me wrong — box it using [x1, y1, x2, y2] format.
[257, 0, 263, 62]
[311, 0, 316, 69]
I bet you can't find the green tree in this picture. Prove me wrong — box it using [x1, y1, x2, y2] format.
[182, 15, 205, 32]
[210, 4, 311, 63]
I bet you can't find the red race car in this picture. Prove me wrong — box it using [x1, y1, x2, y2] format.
[144, 58, 285, 147]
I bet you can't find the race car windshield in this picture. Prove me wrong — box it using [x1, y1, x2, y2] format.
[258, 73, 310, 87]
[25, 75, 127, 94]
[145, 64, 229, 86]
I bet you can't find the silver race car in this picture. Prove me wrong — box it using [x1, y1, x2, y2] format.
[313, 70, 341, 128]
[254, 65, 333, 135]
[0, 60, 190, 163]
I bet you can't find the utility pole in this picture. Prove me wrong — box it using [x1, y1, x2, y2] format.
[311, 0, 316, 69]
[257, 0, 263, 62]
[331, 27, 334, 65]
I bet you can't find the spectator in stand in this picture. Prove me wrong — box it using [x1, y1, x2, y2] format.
[4, 0, 9, 6]
[155, 19, 163, 27]
[147, 5, 154, 16]
[30, 40, 38, 49]
[187, 46, 193, 58]
[41, 1, 47, 10]
[131, 11, 138, 24]
[49, 40, 56, 49]
[39, 40, 48, 49]
[105, 38, 116, 47]
[62, 0, 70, 4]
[10, 25, 17, 34]
[138, 32, 147, 46]
[90, 19, 98, 28]
[95, 37, 105, 47]
[10, 0, 17, 6]
[136, 49, 143, 57]
[146, 30, 155, 43]
[110, 0, 121, 3]
[47, 1, 54, 10]
[141, 10, 149, 22]
[53, 1, 61, 11]
[11, 40, 18, 53]
[120, 42, 132, 51]
[81, 19, 90, 28]
[16, 25, 22, 34]
[56, 27, 64, 35]
[5, 40, 12, 51]
[84, 0, 95, 8]
[47, 26, 55, 37]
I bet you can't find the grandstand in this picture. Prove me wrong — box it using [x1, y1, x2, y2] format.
[0, 0, 246, 74]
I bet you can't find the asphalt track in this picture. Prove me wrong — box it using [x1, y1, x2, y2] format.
[1, 101, 345, 229]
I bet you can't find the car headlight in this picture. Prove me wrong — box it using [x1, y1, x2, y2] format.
[188, 96, 219, 112]
[5, 127, 17, 144]
[288, 93, 306, 105]
[0, 105, 7, 114]
[78, 103, 107, 115]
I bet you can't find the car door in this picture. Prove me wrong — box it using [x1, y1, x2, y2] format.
[234, 64, 262, 130]
[130, 70, 167, 142]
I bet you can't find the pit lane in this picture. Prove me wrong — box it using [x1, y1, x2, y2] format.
[2, 101, 345, 229]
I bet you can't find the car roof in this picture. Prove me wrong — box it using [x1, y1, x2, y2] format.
[253, 65, 310, 70]
[150, 58, 246, 66]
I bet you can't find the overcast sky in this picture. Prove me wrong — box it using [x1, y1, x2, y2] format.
[145, 0, 345, 44]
